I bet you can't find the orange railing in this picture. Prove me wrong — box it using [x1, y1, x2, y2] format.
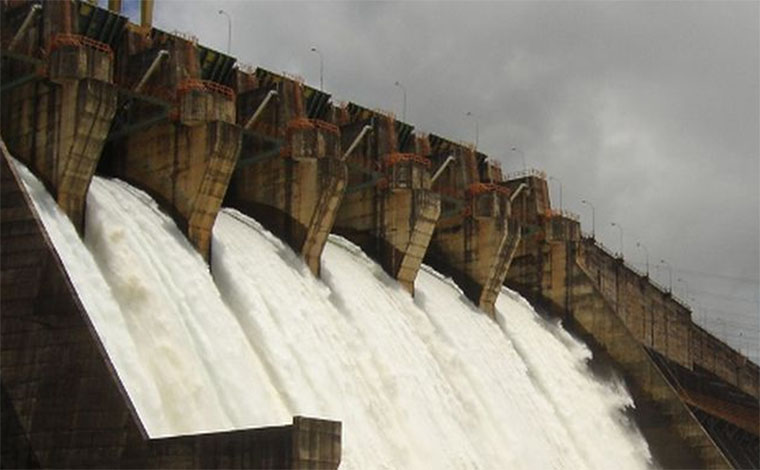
[286, 117, 339, 135]
[383, 153, 432, 169]
[49, 34, 113, 58]
[177, 78, 235, 100]
[467, 182, 510, 197]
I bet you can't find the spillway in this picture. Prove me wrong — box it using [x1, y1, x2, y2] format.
[14, 158, 653, 469]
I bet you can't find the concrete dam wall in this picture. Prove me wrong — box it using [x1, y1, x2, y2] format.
[1, 1, 757, 468]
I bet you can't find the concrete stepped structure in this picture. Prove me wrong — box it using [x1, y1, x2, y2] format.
[0, 146, 341, 469]
[1, 0, 118, 233]
[332, 104, 440, 293]
[424, 134, 520, 316]
[101, 22, 241, 261]
[225, 68, 346, 276]
[504, 171, 759, 469]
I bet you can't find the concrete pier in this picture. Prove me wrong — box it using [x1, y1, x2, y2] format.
[424, 135, 519, 316]
[226, 68, 346, 276]
[102, 27, 241, 260]
[1, 1, 118, 232]
[333, 104, 440, 293]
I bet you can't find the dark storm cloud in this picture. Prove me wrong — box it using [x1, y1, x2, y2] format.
[153, 0, 759, 360]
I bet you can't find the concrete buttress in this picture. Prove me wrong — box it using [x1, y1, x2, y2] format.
[1, 1, 118, 232]
[104, 27, 241, 260]
[226, 68, 347, 276]
[424, 135, 520, 316]
[333, 105, 440, 293]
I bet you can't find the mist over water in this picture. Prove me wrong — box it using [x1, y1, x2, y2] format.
[15, 159, 652, 469]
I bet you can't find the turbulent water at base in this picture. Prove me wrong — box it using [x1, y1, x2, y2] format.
[14, 159, 653, 470]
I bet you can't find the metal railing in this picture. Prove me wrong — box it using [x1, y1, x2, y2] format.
[176, 78, 235, 100]
[505, 168, 546, 180]
[383, 153, 431, 169]
[49, 33, 113, 58]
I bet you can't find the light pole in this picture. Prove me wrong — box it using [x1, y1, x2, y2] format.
[676, 277, 689, 300]
[218, 9, 231, 54]
[636, 242, 649, 277]
[659, 259, 673, 293]
[610, 222, 623, 258]
[465, 111, 479, 150]
[394, 81, 407, 122]
[581, 199, 595, 239]
[511, 146, 527, 173]
[548, 176, 563, 212]
[310, 47, 323, 91]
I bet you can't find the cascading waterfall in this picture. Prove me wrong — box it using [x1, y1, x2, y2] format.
[14, 159, 653, 469]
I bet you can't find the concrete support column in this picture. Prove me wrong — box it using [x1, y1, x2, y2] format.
[229, 74, 347, 276]
[111, 117, 241, 260]
[334, 111, 441, 293]
[428, 210, 514, 316]
[1, 39, 117, 233]
[391, 189, 441, 292]
[106, 30, 242, 260]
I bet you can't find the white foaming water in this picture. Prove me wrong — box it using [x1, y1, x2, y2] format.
[15, 159, 652, 469]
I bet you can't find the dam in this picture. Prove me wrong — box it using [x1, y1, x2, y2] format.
[1, 1, 757, 468]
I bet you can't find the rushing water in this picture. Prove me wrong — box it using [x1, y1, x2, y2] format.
[15, 159, 652, 469]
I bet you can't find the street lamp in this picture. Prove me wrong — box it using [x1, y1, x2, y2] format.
[659, 259, 673, 293]
[394, 81, 407, 122]
[610, 222, 623, 258]
[218, 9, 232, 54]
[581, 199, 595, 239]
[511, 146, 527, 173]
[465, 111, 479, 150]
[548, 176, 563, 212]
[676, 277, 689, 299]
[636, 242, 649, 276]
[310, 47, 324, 91]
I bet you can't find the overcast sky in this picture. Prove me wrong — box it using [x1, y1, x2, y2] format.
[120, 1, 759, 361]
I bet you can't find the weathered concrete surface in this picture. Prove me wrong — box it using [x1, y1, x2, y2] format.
[108, 120, 241, 258]
[1, 145, 341, 469]
[104, 27, 241, 260]
[1, 1, 118, 232]
[576, 237, 759, 399]
[227, 69, 346, 276]
[504, 171, 758, 466]
[568, 254, 731, 468]
[424, 136, 517, 315]
[333, 107, 440, 293]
